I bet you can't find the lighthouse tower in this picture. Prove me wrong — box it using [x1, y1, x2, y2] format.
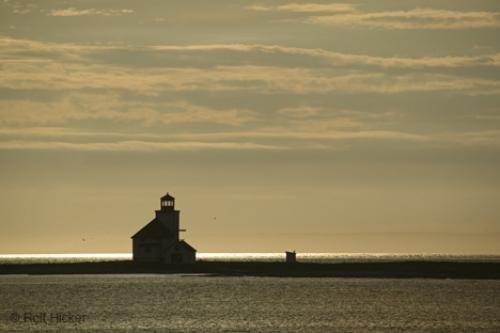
[156, 193, 180, 241]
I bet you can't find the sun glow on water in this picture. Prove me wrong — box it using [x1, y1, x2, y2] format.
[1, 253, 500, 264]
[0, 253, 132, 264]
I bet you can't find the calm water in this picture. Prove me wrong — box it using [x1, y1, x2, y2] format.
[0, 275, 499, 332]
[1, 253, 499, 332]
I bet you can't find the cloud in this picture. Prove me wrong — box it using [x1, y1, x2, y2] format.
[2, 59, 500, 96]
[308, 8, 500, 30]
[2, 1, 38, 15]
[174, 130, 430, 142]
[1, 35, 500, 155]
[448, 130, 500, 147]
[246, 3, 355, 13]
[150, 44, 500, 69]
[2, 125, 500, 151]
[277, 106, 322, 118]
[4, 37, 500, 69]
[275, 107, 383, 130]
[0, 128, 450, 153]
[172, 129, 500, 148]
[48, 8, 134, 17]
[0, 140, 284, 152]
[0, 127, 121, 138]
[2, 37, 500, 96]
[0, 37, 117, 64]
[8, 2, 37, 15]
[0, 94, 255, 126]
[2, 37, 500, 70]
[248, 4, 500, 30]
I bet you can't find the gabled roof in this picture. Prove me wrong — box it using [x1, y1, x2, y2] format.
[165, 240, 197, 253]
[131, 219, 173, 239]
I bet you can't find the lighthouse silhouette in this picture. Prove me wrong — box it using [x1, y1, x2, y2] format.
[131, 193, 196, 263]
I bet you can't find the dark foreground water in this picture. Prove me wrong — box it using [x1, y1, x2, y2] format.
[0, 275, 499, 332]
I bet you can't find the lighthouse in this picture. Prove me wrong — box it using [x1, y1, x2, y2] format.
[131, 193, 196, 263]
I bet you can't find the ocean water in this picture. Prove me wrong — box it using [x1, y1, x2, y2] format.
[1, 252, 500, 264]
[0, 274, 499, 332]
[1, 253, 499, 332]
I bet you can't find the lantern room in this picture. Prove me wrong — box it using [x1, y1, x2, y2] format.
[160, 193, 175, 211]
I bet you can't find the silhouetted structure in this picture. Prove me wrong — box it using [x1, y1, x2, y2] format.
[286, 251, 297, 263]
[131, 193, 196, 263]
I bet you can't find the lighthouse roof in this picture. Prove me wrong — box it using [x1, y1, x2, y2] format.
[161, 193, 175, 200]
[131, 218, 173, 239]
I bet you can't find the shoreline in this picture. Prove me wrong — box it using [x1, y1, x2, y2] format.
[1, 260, 499, 279]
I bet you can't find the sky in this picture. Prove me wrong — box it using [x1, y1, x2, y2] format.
[0, 0, 499, 254]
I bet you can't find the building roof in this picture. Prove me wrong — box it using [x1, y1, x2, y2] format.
[165, 240, 197, 253]
[131, 219, 173, 239]
[161, 192, 175, 201]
